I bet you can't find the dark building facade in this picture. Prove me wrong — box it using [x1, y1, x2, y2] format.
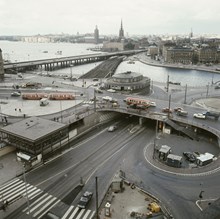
[104, 71, 151, 93]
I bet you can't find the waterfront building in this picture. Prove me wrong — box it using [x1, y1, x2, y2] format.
[198, 47, 218, 64]
[104, 71, 151, 93]
[0, 48, 4, 80]
[166, 47, 194, 64]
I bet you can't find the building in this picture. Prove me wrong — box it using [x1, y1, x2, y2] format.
[198, 47, 218, 64]
[0, 48, 4, 80]
[166, 47, 194, 64]
[102, 41, 124, 52]
[94, 25, 99, 44]
[104, 71, 151, 93]
[119, 20, 124, 40]
[0, 117, 69, 165]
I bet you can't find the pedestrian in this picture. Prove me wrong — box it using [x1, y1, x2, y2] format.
[19, 109, 21, 112]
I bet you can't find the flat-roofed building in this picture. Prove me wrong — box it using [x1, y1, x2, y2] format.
[0, 117, 69, 165]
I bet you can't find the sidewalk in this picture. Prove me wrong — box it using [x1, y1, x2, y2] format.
[0, 151, 23, 185]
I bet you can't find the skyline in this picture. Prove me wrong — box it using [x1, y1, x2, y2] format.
[1, 0, 220, 36]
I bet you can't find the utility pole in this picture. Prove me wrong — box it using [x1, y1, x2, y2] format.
[184, 84, 187, 104]
[95, 176, 99, 219]
[166, 74, 170, 92]
[168, 94, 171, 119]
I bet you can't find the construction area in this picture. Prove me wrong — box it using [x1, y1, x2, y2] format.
[98, 172, 167, 219]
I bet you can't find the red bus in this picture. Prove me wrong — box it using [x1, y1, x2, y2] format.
[124, 97, 152, 109]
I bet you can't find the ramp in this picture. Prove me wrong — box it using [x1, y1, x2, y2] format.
[165, 119, 198, 140]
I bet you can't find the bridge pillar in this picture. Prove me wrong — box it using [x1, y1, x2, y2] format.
[0, 49, 5, 80]
[139, 117, 145, 125]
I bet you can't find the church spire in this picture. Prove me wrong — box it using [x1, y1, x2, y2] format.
[119, 19, 124, 40]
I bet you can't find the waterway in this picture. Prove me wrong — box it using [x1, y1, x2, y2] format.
[1, 40, 220, 86]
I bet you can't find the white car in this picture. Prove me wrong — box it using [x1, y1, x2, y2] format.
[193, 113, 206, 119]
[102, 96, 112, 101]
[149, 102, 156, 107]
[11, 92, 21, 97]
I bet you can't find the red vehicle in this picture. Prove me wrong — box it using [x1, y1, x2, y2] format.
[124, 97, 151, 109]
[162, 107, 172, 113]
[22, 93, 48, 100]
[49, 93, 75, 100]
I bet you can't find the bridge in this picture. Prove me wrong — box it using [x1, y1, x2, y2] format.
[3, 50, 144, 73]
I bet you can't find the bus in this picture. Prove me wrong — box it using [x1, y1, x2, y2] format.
[124, 97, 153, 109]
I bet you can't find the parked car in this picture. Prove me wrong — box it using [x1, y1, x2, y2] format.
[162, 107, 172, 113]
[108, 125, 117, 132]
[183, 152, 196, 162]
[77, 191, 93, 209]
[193, 113, 206, 119]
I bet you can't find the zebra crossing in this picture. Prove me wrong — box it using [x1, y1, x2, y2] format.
[0, 178, 95, 219]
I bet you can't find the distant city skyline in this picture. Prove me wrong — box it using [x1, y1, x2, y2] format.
[1, 0, 220, 36]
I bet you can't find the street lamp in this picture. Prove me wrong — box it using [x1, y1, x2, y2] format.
[17, 152, 31, 218]
[70, 64, 73, 80]
[184, 84, 187, 104]
[206, 83, 210, 98]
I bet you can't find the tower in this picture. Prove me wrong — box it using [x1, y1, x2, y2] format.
[119, 20, 124, 40]
[0, 49, 4, 80]
[94, 25, 99, 44]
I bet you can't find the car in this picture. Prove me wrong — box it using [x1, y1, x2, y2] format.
[193, 113, 206, 119]
[95, 88, 103, 94]
[77, 191, 93, 209]
[162, 107, 172, 113]
[11, 91, 21, 97]
[174, 107, 183, 112]
[107, 89, 116, 93]
[176, 110, 188, 117]
[108, 125, 117, 132]
[183, 152, 196, 162]
[102, 96, 112, 101]
[149, 102, 156, 107]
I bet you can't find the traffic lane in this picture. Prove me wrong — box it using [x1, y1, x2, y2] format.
[119, 132, 200, 219]
[72, 125, 151, 210]
[25, 120, 136, 194]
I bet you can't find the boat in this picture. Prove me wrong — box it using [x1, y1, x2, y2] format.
[55, 51, 62, 55]
[43, 51, 48, 53]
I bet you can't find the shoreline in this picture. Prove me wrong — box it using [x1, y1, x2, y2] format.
[138, 55, 220, 76]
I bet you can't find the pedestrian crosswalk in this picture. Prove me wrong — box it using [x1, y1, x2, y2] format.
[0, 178, 95, 219]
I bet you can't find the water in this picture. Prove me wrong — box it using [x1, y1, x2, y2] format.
[1, 40, 220, 86]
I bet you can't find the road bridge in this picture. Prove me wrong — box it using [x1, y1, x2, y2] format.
[3, 50, 144, 74]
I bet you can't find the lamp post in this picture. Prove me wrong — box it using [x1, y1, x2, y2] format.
[22, 163, 31, 217]
[70, 64, 73, 80]
[184, 84, 187, 104]
[206, 83, 210, 98]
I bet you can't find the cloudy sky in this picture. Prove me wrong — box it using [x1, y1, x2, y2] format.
[1, 0, 220, 36]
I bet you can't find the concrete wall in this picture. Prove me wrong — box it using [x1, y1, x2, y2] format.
[77, 111, 119, 134]
[0, 146, 16, 157]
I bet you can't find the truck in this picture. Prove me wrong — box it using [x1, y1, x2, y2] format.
[204, 111, 220, 120]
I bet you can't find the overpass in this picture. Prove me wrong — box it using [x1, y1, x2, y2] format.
[63, 105, 220, 142]
[3, 50, 144, 73]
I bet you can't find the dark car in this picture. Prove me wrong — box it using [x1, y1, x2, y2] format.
[162, 107, 172, 113]
[77, 191, 93, 209]
[183, 152, 196, 162]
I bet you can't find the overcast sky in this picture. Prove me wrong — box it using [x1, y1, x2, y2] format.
[1, 0, 220, 36]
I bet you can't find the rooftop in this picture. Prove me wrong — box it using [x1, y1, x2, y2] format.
[1, 116, 66, 141]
